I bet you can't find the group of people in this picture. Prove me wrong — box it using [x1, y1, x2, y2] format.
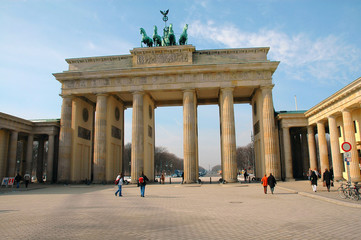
[13, 173, 31, 188]
[114, 172, 149, 198]
[309, 168, 333, 192]
[261, 173, 277, 194]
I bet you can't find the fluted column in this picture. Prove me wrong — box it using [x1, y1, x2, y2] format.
[261, 85, 280, 178]
[46, 134, 55, 183]
[283, 127, 293, 180]
[183, 89, 198, 183]
[219, 88, 237, 182]
[131, 92, 144, 183]
[328, 116, 343, 180]
[8, 131, 18, 176]
[317, 121, 329, 173]
[93, 94, 108, 183]
[301, 131, 310, 174]
[25, 134, 34, 175]
[307, 126, 317, 170]
[58, 96, 73, 182]
[342, 109, 361, 182]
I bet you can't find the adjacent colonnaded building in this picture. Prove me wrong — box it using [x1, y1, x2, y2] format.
[0, 45, 360, 184]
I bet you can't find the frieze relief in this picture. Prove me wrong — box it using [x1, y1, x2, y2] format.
[136, 52, 189, 65]
[62, 70, 271, 90]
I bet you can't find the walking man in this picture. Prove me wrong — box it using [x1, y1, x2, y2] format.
[267, 173, 277, 194]
[310, 168, 318, 192]
[323, 168, 332, 192]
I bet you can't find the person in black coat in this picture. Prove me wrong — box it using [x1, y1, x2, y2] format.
[323, 168, 332, 192]
[267, 173, 277, 194]
[310, 169, 318, 192]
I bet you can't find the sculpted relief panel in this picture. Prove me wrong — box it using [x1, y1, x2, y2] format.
[136, 52, 189, 65]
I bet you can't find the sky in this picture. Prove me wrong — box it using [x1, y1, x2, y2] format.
[1, 0, 361, 169]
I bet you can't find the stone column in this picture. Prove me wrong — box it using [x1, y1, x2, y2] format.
[183, 89, 198, 183]
[261, 85, 280, 178]
[25, 134, 34, 175]
[131, 92, 144, 183]
[301, 131, 310, 175]
[328, 116, 343, 180]
[282, 127, 293, 180]
[219, 88, 237, 183]
[8, 130, 18, 176]
[0, 130, 8, 180]
[93, 94, 108, 183]
[342, 109, 361, 182]
[58, 96, 73, 182]
[37, 138, 44, 182]
[307, 126, 317, 170]
[46, 134, 55, 183]
[316, 121, 329, 173]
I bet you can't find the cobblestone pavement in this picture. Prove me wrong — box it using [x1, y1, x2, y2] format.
[1, 182, 361, 240]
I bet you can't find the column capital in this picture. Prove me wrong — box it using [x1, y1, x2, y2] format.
[182, 88, 195, 93]
[260, 84, 275, 90]
[220, 87, 235, 92]
[132, 90, 144, 95]
[316, 120, 326, 125]
[96, 93, 109, 97]
[59, 94, 74, 99]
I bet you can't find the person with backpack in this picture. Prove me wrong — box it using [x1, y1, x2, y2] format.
[114, 173, 124, 197]
[138, 172, 149, 197]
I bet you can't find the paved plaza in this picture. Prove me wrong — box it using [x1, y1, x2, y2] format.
[1, 181, 361, 240]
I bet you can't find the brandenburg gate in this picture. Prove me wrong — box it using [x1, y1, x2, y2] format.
[53, 45, 281, 183]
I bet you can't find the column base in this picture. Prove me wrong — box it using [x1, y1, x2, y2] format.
[284, 178, 295, 182]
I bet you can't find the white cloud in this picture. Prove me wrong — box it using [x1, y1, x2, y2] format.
[189, 20, 361, 84]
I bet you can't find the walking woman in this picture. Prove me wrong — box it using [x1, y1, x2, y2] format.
[115, 173, 124, 197]
[310, 169, 318, 192]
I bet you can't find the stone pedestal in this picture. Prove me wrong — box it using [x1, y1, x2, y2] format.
[219, 88, 237, 183]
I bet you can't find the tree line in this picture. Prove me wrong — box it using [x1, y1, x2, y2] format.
[123, 142, 254, 176]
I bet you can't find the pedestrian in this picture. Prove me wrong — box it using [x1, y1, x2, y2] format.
[330, 167, 334, 187]
[24, 173, 30, 189]
[160, 173, 165, 184]
[244, 169, 249, 183]
[323, 168, 332, 192]
[181, 171, 184, 184]
[261, 174, 268, 194]
[267, 173, 277, 194]
[114, 173, 124, 197]
[138, 172, 149, 197]
[15, 173, 22, 188]
[310, 169, 318, 192]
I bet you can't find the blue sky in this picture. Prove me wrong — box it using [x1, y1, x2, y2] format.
[1, 0, 360, 169]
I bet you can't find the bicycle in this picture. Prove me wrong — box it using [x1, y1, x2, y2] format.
[337, 181, 360, 200]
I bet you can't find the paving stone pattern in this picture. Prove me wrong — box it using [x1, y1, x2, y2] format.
[0, 182, 360, 240]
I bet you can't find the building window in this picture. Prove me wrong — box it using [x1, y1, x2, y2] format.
[337, 126, 342, 138]
[354, 121, 358, 133]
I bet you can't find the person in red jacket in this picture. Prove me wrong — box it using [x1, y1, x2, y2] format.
[261, 174, 268, 194]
